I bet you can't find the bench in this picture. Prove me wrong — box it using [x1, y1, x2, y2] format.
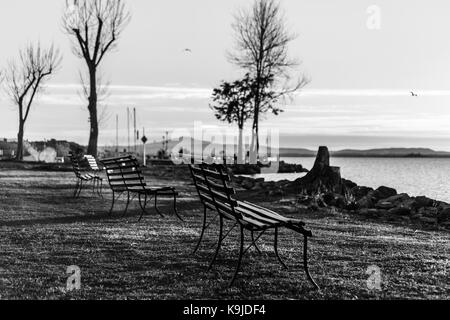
[101, 155, 182, 221]
[189, 163, 319, 289]
[69, 152, 103, 198]
[85, 154, 102, 172]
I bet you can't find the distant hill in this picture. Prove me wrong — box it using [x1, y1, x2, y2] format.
[279, 148, 317, 157]
[278, 147, 450, 158]
[331, 148, 450, 158]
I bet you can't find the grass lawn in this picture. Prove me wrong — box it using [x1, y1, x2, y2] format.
[0, 167, 448, 300]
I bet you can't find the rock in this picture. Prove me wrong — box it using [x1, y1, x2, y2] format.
[241, 179, 255, 190]
[276, 180, 290, 187]
[388, 206, 411, 216]
[400, 216, 411, 223]
[376, 186, 397, 199]
[278, 161, 308, 174]
[345, 202, 358, 211]
[441, 222, 450, 228]
[342, 179, 357, 190]
[351, 186, 374, 200]
[356, 190, 381, 209]
[411, 214, 423, 220]
[252, 183, 263, 191]
[357, 195, 374, 209]
[268, 189, 283, 197]
[419, 217, 436, 224]
[383, 193, 410, 205]
[437, 208, 450, 223]
[232, 175, 244, 184]
[323, 192, 335, 205]
[376, 201, 395, 210]
[412, 196, 434, 209]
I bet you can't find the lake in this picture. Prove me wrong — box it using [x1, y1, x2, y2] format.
[250, 157, 450, 203]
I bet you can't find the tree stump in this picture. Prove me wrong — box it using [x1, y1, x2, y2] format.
[293, 146, 343, 194]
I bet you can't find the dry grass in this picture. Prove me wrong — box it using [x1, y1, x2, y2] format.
[0, 168, 448, 300]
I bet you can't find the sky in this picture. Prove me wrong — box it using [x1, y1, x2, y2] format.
[1, 0, 450, 151]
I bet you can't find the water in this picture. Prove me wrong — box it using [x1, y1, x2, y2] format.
[250, 157, 450, 203]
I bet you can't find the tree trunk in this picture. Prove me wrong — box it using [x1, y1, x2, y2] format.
[237, 126, 244, 164]
[16, 121, 25, 161]
[87, 66, 98, 157]
[293, 146, 343, 194]
[249, 128, 257, 164]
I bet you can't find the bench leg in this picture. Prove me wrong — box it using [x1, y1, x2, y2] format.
[109, 191, 120, 216]
[173, 191, 183, 222]
[208, 216, 223, 271]
[274, 227, 288, 270]
[154, 194, 165, 218]
[251, 231, 262, 254]
[229, 225, 245, 287]
[76, 180, 83, 198]
[122, 192, 131, 216]
[73, 180, 80, 198]
[98, 179, 104, 198]
[303, 235, 320, 290]
[193, 205, 207, 254]
[138, 194, 148, 222]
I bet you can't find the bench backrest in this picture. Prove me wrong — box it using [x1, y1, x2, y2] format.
[85, 155, 101, 171]
[101, 156, 146, 192]
[69, 153, 84, 179]
[189, 164, 241, 220]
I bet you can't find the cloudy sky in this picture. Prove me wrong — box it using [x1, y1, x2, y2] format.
[1, 0, 450, 150]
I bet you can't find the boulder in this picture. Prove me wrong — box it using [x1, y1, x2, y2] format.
[360, 208, 382, 217]
[383, 193, 410, 205]
[252, 182, 264, 191]
[419, 217, 436, 224]
[351, 186, 374, 200]
[376, 201, 395, 210]
[268, 189, 284, 197]
[241, 179, 255, 190]
[376, 186, 397, 199]
[388, 206, 411, 216]
[412, 196, 434, 209]
[357, 195, 375, 209]
[437, 208, 450, 223]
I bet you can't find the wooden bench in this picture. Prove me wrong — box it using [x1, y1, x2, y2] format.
[189, 163, 319, 289]
[101, 155, 182, 221]
[69, 152, 103, 198]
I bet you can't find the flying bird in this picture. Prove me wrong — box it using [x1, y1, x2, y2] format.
[410, 91, 418, 97]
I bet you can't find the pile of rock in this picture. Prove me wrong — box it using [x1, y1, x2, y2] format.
[345, 184, 450, 228]
[231, 174, 450, 229]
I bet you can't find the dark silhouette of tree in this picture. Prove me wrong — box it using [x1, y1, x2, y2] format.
[63, 0, 130, 157]
[3, 43, 62, 161]
[210, 74, 255, 164]
[229, 0, 308, 160]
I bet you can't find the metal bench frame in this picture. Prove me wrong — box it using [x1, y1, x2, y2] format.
[101, 156, 182, 221]
[70, 153, 103, 198]
[189, 163, 320, 289]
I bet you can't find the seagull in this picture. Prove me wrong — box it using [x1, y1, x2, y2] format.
[410, 91, 418, 97]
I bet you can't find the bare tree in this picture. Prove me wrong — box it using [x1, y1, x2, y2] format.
[3, 43, 62, 161]
[229, 0, 309, 160]
[63, 0, 130, 156]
